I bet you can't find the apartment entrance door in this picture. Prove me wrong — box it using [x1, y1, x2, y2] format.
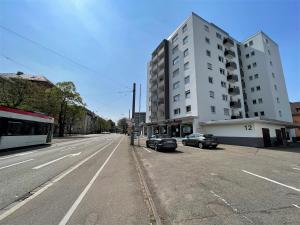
[262, 128, 271, 147]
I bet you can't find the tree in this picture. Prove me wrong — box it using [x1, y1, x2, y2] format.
[117, 117, 128, 134]
[54, 82, 85, 137]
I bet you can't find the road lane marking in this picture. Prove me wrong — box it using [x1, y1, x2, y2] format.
[142, 147, 151, 153]
[292, 204, 300, 208]
[0, 141, 114, 221]
[293, 168, 300, 171]
[58, 137, 123, 225]
[242, 170, 300, 192]
[0, 152, 34, 161]
[0, 159, 34, 170]
[32, 152, 82, 170]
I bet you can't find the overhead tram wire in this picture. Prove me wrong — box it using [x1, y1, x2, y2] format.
[0, 25, 128, 88]
[1, 54, 39, 74]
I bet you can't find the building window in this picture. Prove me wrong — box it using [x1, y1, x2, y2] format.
[224, 108, 229, 116]
[251, 51, 255, 56]
[172, 45, 179, 54]
[247, 65, 251, 70]
[272, 73, 275, 78]
[183, 36, 188, 45]
[221, 81, 226, 88]
[219, 68, 225, 75]
[184, 62, 189, 71]
[208, 76, 213, 84]
[209, 91, 214, 98]
[211, 106, 216, 114]
[254, 74, 259, 79]
[222, 94, 228, 101]
[249, 40, 253, 46]
[216, 32, 222, 39]
[174, 108, 181, 115]
[244, 43, 248, 48]
[205, 37, 210, 44]
[270, 61, 273, 66]
[265, 38, 269, 43]
[218, 56, 224, 62]
[253, 99, 257, 104]
[172, 33, 178, 43]
[256, 86, 261, 91]
[253, 62, 257, 67]
[173, 94, 180, 102]
[249, 76, 253, 80]
[276, 97, 280, 103]
[246, 54, 249, 58]
[184, 48, 189, 57]
[207, 63, 212, 70]
[204, 25, 209, 32]
[251, 87, 255, 92]
[274, 84, 277, 90]
[258, 98, 263, 104]
[182, 24, 187, 33]
[173, 56, 179, 65]
[260, 111, 265, 116]
[279, 110, 282, 117]
[173, 68, 179, 77]
[254, 112, 258, 116]
[206, 50, 211, 57]
[217, 44, 223, 50]
[185, 90, 191, 99]
[186, 105, 191, 112]
[173, 81, 180, 89]
[184, 75, 190, 84]
[268, 49, 271, 55]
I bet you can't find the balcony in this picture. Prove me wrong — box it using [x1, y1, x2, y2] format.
[228, 86, 240, 95]
[230, 100, 241, 108]
[158, 47, 164, 57]
[225, 61, 237, 71]
[158, 57, 164, 68]
[231, 115, 242, 119]
[223, 37, 234, 48]
[152, 54, 158, 63]
[227, 74, 238, 83]
[158, 69, 164, 78]
[224, 49, 236, 59]
[151, 85, 157, 93]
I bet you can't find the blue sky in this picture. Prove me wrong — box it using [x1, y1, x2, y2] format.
[1, 0, 299, 121]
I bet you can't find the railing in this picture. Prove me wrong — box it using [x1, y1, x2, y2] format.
[224, 49, 236, 59]
[223, 37, 234, 47]
[226, 61, 237, 71]
[227, 74, 238, 82]
[230, 101, 241, 108]
[228, 86, 240, 95]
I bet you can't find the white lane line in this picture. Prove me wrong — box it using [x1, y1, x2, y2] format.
[292, 204, 300, 209]
[293, 168, 300, 171]
[58, 137, 123, 225]
[0, 152, 34, 161]
[32, 152, 82, 170]
[0, 141, 114, 221]
[0, 159, 34, 170]
[242, 170, 300, 192]
[142, 147, 151, 153]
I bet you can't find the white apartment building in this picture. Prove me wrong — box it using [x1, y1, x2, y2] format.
[146, 12, 293, 140]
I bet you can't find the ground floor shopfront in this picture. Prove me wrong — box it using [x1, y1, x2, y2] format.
[146, 116, 198, 137]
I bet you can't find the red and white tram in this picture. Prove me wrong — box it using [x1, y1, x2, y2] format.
[0, 106, 54, 150]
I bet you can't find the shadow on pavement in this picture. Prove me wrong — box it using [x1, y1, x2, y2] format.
[267, 143, 300, 153]
[0, 144, 50, 157]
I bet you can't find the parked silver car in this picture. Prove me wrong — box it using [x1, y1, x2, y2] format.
[146, 134, 177, 151]
[182, 133, 218, 149]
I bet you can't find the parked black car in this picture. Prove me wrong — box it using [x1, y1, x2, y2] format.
[146, 134, 177, 151]
[182, 133, 218, 149]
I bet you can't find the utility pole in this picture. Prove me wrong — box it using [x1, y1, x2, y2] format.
[130, 83, 136, 145]
[138, 83, 141, 146]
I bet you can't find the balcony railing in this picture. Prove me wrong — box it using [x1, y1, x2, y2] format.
[224, 49, 236, 59]
[223, 37, 234, 48]
[227, 74, 238, 82]
[228, 86, 240, 95]
[226, 61, 237, 71]
[230, 101, 241, 108]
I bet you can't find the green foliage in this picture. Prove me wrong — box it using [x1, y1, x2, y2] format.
[117, 117, 128, 133]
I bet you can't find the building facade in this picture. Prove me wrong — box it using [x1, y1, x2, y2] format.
[146, 12, 292, 137]
[290, 102, 300, 137]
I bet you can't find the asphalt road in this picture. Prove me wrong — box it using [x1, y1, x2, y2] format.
[0, 134, 150, 225]
[136, 138, 300, 225]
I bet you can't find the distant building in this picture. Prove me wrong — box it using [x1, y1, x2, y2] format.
[0, 72, 54, 88]
[290, 102, 300, 137]
[134, 112, 146, 135]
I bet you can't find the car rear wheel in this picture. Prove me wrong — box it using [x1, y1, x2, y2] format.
[146, 142, 150, 148]
[155, 144, 159, 151]
[198, 142, 204, 149]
